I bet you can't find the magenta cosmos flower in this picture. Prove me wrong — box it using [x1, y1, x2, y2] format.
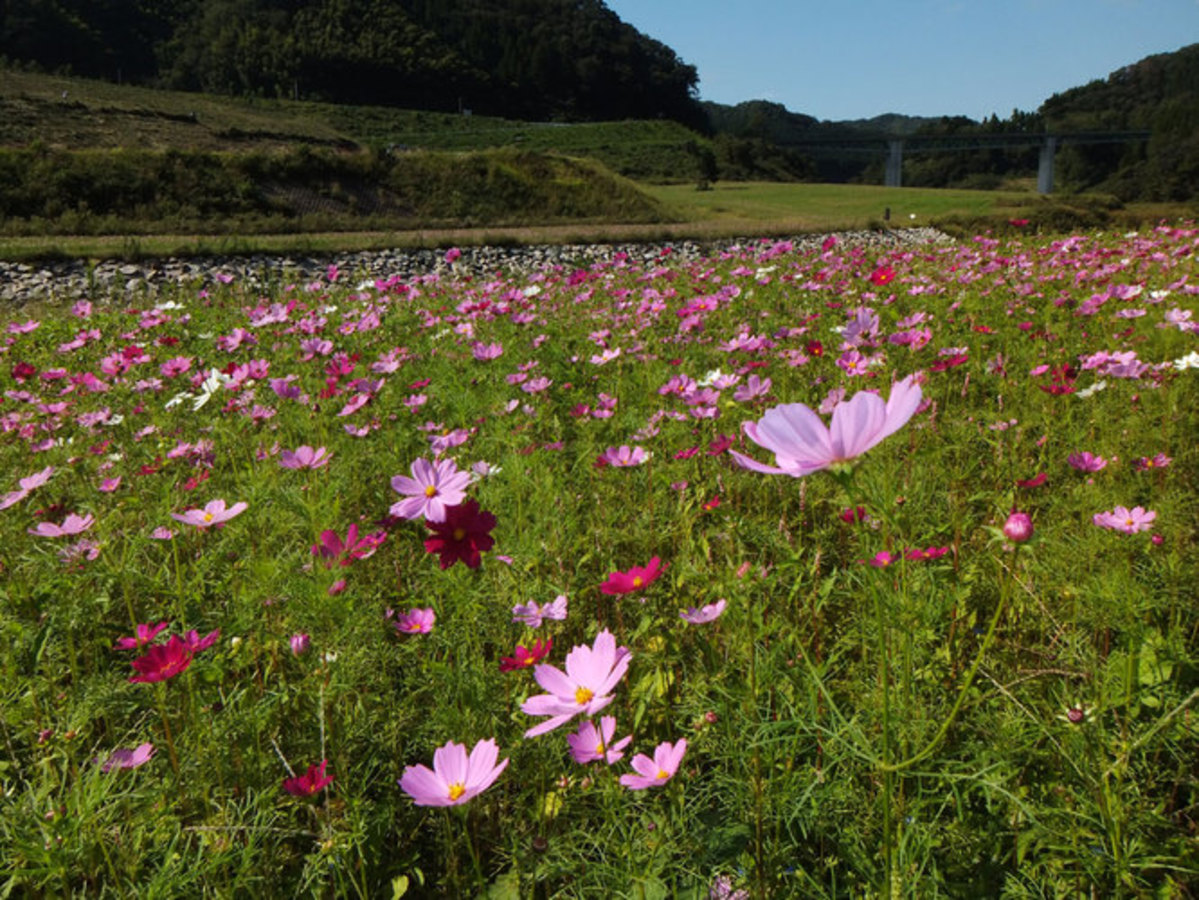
[730, 374, 922, 477]
[1093, 506, 1156, 534]
[600, 557, 665, 596]
[393, 608, 436, 635]
[170, 499, 247, 529]
[1002, 511, 1034, 543]
[128, 635, 195, 683]
[423, 500, 496, 569]
[390, 457, 472, 523]
[282, 760, 334, 797]
[522, 629, 632, 737]
[28, 512, 94, 538]
[114, 621, 169, 650]
[399, 738, 508, 807]
[1067, 451, 1107, 472]
[567, 716, 632, 765]
[620, 739, 688, 790]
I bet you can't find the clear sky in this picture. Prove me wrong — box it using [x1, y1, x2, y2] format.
[603, 0, 1199, 122]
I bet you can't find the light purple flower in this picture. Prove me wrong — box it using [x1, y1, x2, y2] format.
[1067, 451, 1107, 472]
[620, 739, 687, 790]
[19, 466, 55, 491]
[521, 629, 632, 737]
[99, 742, 155, 773]
[680, 599, 727, 624]
[279, 445, 332, 469]
[393, 608, 436, 635]
[512, 595, 568, 628]
[1093, 506, 1156, 534]
[398, 738, 508, 807]
[29, 513, 95, 538]
[390, 457, 471, 522]
[601, 445, 649, 467]
[731, 374, 922, 477]
[567, 716, 632, 765]
[170, 499, 247, 529]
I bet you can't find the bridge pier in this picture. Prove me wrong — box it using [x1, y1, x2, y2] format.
[1037, 136, 1057, 194]
[885, 139, 903, 188]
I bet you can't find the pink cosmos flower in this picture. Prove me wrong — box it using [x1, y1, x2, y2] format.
[98, 477, 122, 493]
[393, 608, 436, 635]
[170, 499, 248, 529]
[1002, 511, 1034, 543]
[1093, 506, 1156, 534]
[600, 445, 649, 467]
[19, 466, 54, 490]
[278, 445, 332, 469]
[522, 629, 632, 737]
[28, 513, 95, 538]
[114, 621, 169, 650]
[499, 637, 554, 673]
[390, 457, 472, 523]
[128, 635, 195, 683]
[600, 557, 665, 596]
[99, 742, 155, 772]
[282, 760, 334, 797]
[731, 375, 922, 477]
[311, 524, 386, 567]
[680, 599, 727, 624]
[290, 633, 310, 656]
[567, 715, 632, 765]
[1133, 453, 1172, 471]
[399, 738, 508, 807]
[1067, 452, 1107, 472]
[0, 490, 29, 511]
[620, 739, 687, 790]
[512, 595, 569, 628]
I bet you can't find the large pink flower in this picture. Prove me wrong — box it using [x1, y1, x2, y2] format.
[730, 375, 922, 476]
[28, 512, 94, 538]
[390, 457, 472, 523]
[399, 738, 508, 807]
[521, 629, 632, 737]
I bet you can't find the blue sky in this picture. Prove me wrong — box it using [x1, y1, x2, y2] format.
[604, 0, 1199, 121]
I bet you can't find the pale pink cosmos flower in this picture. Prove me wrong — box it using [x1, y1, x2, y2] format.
[0, 489, 29, 511]
[389, 457, 471, 523]
[522, 629, 632, 738]
[278, 445, 332, 469]
[620, 739, 687, 790]
[170, 499, 248, 529]
[567, 716, 632, 765]
[731, 374, 922, 477]
[19, 466, 54, 491]
[399, 738, 508, 807]
[29, 513, 95, 538]
[512, 595, 568, 628]
[1093, 506, 1157, 534]
[680, 599, 727, 624]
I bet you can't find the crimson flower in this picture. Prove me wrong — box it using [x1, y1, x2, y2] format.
[600, 556, 666, 595]
[282, 760, 333, 797]
[869, 265, 896, 286]
[424, 500, 496, 569]
[499, 637, 553, 673]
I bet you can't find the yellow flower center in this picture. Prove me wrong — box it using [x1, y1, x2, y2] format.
[595, 743, 605, 755]
[656, 769, 670, 780]
[203, 512, 214, 522]
[575, 687, 594, 705]
[1125, 518, 1134, 526]
[424, 485, 437, 497]
[448, 782, 466, 801]
[632, 576, 643, 588]
[452, 527, 466, 541]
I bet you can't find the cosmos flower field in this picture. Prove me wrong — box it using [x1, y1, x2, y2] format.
[1, 226, 1196, 897]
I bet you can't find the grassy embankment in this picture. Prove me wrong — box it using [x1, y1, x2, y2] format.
[0, 68, 1192, 261]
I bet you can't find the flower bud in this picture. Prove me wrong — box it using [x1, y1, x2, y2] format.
[1003, 511, 1034, 543]
[290, 633, 310, 656]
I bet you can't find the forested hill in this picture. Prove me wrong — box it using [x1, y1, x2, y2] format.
[0, 0, 704, 127]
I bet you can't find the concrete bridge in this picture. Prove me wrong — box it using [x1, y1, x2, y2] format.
[784, 131, 1152, 193]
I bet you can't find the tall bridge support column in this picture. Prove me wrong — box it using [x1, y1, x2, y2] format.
[885, 139, 903, 187]
[1037, 136, 1057, 194]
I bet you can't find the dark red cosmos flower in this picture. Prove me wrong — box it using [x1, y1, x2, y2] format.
[424, 500, 497, 569]
[1016, 472, 1048, 488]
[499, 637, 553, 673]
[805, 340, 824, 357]
[600, 557, 666, 595]
[282, 760, 334, 797]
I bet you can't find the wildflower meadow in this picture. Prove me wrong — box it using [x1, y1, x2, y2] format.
[1, 226, 1197, 897]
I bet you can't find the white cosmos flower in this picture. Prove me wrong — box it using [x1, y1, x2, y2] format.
[1076, 380, 1108, 399]
[1174, 351, 1199, 371]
